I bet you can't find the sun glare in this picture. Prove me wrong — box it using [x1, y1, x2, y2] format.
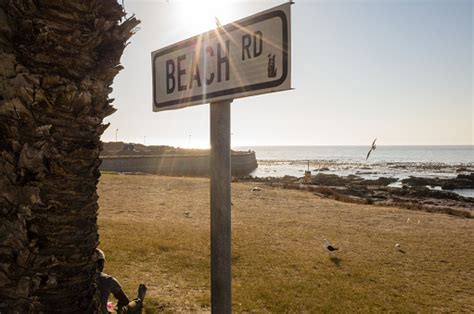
[174, 0, 234, 34]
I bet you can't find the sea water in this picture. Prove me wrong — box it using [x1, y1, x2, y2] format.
[234, 145, 474, 198]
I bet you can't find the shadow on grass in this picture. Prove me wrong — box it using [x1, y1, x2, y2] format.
[144, 301, 169, 313]
[330, 256, 342, 267]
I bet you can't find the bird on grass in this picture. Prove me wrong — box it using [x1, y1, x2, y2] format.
[324, 239, 339, 253]
[395, 243, 406, 254]
[366, 138, 377, 160]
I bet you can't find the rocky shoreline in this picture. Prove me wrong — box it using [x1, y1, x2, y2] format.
[239, 173, 474, 218]
[401, 173, 474, 190]
[254, 159, 474, 180]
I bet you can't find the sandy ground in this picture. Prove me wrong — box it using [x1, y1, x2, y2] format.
[98, 173, 474, 312]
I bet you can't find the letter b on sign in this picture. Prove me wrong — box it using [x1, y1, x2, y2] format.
[166, 59, 175, 94]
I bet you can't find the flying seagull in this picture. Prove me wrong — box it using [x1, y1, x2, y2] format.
[366, 138, 377, 160]
[324, 239, 339, 253]
[215, 16, 222, 28]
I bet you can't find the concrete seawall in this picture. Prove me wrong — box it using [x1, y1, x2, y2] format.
[99, 151, 258, 176]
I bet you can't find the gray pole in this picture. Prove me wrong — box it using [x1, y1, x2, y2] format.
[210, 100, 232, 313]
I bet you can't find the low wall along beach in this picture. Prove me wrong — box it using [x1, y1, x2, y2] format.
[100, 151, 258, 176]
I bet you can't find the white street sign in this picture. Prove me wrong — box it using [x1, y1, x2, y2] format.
[152, 3, 291, 112]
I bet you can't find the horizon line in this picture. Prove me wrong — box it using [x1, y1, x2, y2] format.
[103, 141, 473, 148]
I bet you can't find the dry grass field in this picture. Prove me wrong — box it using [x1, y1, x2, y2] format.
[97, 173, 474, 313]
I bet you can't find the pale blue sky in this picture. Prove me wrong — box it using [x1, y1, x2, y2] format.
[103, 0, 473, 147]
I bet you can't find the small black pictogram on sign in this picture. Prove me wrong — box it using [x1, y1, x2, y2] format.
[267, 54, 277, 78]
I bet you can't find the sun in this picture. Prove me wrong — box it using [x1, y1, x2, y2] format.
[173, 0, 232, 34]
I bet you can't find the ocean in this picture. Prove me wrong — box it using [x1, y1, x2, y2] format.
[234, 145, 474, 198]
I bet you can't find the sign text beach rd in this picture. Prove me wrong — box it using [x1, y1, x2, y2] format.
[165, 31, 269, 93]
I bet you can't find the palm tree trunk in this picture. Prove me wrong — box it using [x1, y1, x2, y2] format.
[0, 1, 139, 312]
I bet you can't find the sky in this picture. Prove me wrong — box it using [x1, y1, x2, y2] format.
[102, 0, 473, 147]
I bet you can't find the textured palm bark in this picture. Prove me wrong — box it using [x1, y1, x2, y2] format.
[0, 1, 139, 312]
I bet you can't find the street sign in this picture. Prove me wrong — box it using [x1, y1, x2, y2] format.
[151, 3, 292, 313]
[152, 2, 291, 112]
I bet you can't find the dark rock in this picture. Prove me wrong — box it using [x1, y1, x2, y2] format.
[281, 175, 299, 182]
[316, 167, 329, 171]
[401, 176, 431, 187]
[356, 171, 377, 175]
[310, 173, 354, 186]
[309, 173, 397, 187]
[456, 173, 474, 181]
[402, 174, 474, 190]
[353, 177, 397, 186]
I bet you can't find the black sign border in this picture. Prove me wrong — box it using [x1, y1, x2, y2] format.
[153, 9, 288, 110]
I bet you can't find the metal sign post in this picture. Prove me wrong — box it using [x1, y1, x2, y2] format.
[210, 100, 232, 312]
